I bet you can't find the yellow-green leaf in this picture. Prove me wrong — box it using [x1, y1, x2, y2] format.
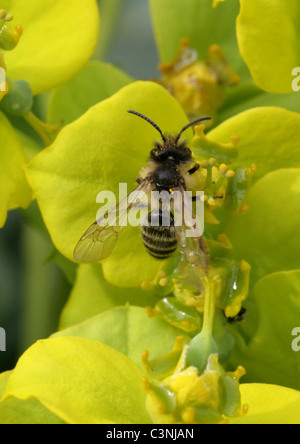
[208, 107, 300, 182]
[2, 337, 151, 424]
[2, 0, 100, 95]
[56, 306, 190, 368]
[0, 371, 65, 424]
[225, 169, 300, 283]
[228, 270, 300, 391]
[231, 384, 300, 424]
[237, 0, 300, 93]
[0, 111, 32, 227]
[59, 264, 158, 329]
[25, 81, 189, 287]
[48, 61, 133, 126]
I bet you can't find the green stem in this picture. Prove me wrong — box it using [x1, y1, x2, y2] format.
[185, 278, 218, 372]
[201, 277, 216, 336]
[23, 111, 60, 146]
[206, 166, 213, 189]
[212, 175, 226, 192]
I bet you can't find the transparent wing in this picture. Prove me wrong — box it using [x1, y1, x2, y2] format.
[174, 186, 209, 275]
[73, 181, 151, 263]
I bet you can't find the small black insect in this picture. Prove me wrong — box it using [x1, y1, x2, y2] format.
[226, 307, 247, 324]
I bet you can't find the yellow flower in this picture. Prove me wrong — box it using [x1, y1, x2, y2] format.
[144, 352, 247, 424]
[156, 39, 239, 123]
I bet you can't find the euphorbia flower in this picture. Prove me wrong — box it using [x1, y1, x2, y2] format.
[26, 81, 247, 290]
[0, 308, 300, 424]
[155, 38, 239, 122]
[25, 82, 300, 289]
[24, 79, 300, 423]
[1, 0, 300, 426]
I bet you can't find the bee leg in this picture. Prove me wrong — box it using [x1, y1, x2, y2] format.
[136, 177, 143, 184]
[187, 163, 200, 175]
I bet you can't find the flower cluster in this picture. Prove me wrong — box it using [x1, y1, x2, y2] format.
[0, 0, 300, 425]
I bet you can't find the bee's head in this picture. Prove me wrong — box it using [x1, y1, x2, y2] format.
[127, 110, 211, 164]
[150, 137, 192, 164]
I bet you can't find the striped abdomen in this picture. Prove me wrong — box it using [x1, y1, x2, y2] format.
[141, 210, 178, 260]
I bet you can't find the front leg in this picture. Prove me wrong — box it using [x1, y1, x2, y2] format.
[187, 163, 200, 175]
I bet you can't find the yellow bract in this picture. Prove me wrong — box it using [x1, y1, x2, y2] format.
[237, 0, 300, 93]
[0, 111, 31, 227]
[1, 0, 99, 95]
[25, 81, 190, 287]
[231, 384, 300, 424]
[1, 337, 151, 424]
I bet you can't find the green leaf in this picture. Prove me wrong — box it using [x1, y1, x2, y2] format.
[0, 111, 32, 227]
[2, 0, 100, 95]
[237, 0, 300, 93]
[59, 264, 158, 329]
[47, 61, 133, 126]
[0, 372, 65, 424]
[225, 169, 300, 284]
[228, 270, 300, 391]
[2, 337, 152, 424]
[231, 384, 300, 425]
[208, 107, 300, 182]
[56, 306, 190, 367]
[149, 0, 249, 78]
[15, 127, 43, 161]
[219, 82, 300, 123]
[25, 81, 190, 287]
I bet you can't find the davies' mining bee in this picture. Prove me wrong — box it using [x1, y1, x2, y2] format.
[73, 110, 211, 269]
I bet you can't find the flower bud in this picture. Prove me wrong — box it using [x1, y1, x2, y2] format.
[0, 11, 23, 51]
[156, 39, 239, 123]
[144, 352, 247, 424]
[0, 78, 33, 116]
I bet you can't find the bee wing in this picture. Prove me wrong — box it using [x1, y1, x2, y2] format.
[73, 181, 151, 263]
[174, 186, 208, 274]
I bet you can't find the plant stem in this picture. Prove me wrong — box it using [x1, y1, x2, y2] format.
[23, 111, 60, 146]
[201, 277, 216, 336]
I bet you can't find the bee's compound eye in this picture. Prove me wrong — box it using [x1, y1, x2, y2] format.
[151, 149, 159, 158]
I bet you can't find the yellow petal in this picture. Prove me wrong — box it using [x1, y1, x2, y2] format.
[2, 0, 99, 95]
[237, 0, 300, 93]
[231, 384, 300, 424]
[0, 111, 31, 226]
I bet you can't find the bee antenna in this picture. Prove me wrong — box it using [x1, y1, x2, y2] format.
[128, 110, 166, 142]
[175, 117, 212, 143]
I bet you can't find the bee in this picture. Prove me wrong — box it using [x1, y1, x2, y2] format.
[226, 307, 247, 324]
[73, 110, 211, 269]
